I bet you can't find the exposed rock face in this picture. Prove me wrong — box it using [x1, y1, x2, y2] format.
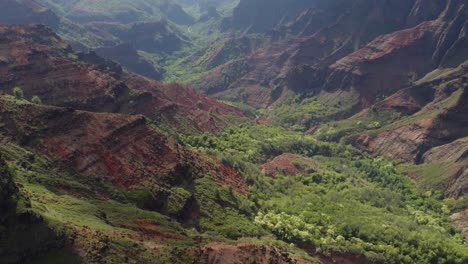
[423, 138, 468, 197]
[407, 0, 448, 27]
[324, 21, 440, 106]
[352, 67, 467, 157]
[202, 0, 425, 107]
[262, 153, 316, 178]
[0, 24, 243, 133]
[0, 96, 247, 194]
[196, 243, 298, 264]
[353, 118, 436, 163]
[222, 0, 318, 33]
[451, 209, 468, 238]
[0, 0, 60, 30]
[349, 64, 468, 197]
[324, 0, 468, 107]
[202, 0, 468, 112]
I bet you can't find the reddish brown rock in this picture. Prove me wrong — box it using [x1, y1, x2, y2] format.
[0, 24, 243, 133]
[262, 153, 316, 178]
[0, 96, 247, 194]
[196, 243, 301, 264]
[450, 209, 468, 238]
[349, 65, 468, 198]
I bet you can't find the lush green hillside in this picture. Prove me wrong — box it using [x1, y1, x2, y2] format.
[1, 0, 467, 263]
[181, 124, 467, 263]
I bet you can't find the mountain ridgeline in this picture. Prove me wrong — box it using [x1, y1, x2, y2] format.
[0, 0, 467, 263]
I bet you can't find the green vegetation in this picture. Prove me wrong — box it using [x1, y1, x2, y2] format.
[398, 163, 456, 195]
[194, 177, 259, 239]
[182, 123, 468, 263]
[1, 2, 466, 260]
[0, 140, 262, 262]
[31, 95, 42, 105]
[260, 90, 360, 132]
[12, 87, 24, 100]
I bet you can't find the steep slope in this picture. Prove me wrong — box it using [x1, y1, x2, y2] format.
[90, 20, 189, 54]
[0, 0, 193, 78]
[0, 95, 247, 195]
[194, 0, 422, 107]
[195, 243, 298, 264]
[0, 24, 244, 133]
[1, 1, 467, 263]
[323, 0, 468, 107]
[0, 152, 79, 263]
[36, 0, 195, 25]
[95, 43, 163, 80]
[195, 0, 467, 114]
[304, 59, 467, 199]
[0, 0, 121, 49]
[0, 0, 60, 29]
[89, 19, 190, 77]
[221, 0, 320, 33]
[0, 95, 271, 263]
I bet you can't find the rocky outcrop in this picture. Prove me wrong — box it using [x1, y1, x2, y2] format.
[407, 0, 448, 27]
[195, 243, 299, 264]
[450, 209, 468, 238]
[262, 153, 316, 178]
[423, 138, 468, 197]
[353, 118, 436, 163]
[324, 21, 440, 106]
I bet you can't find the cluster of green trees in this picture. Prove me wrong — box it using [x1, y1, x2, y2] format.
[181, 123, 467, 263]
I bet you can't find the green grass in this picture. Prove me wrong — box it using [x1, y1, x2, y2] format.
[398, 162, 456, 195]
[375, 88, 463, 134]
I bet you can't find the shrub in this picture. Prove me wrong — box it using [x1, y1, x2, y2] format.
[31, 96, 42, 105]
[13, 87, 24, 100]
